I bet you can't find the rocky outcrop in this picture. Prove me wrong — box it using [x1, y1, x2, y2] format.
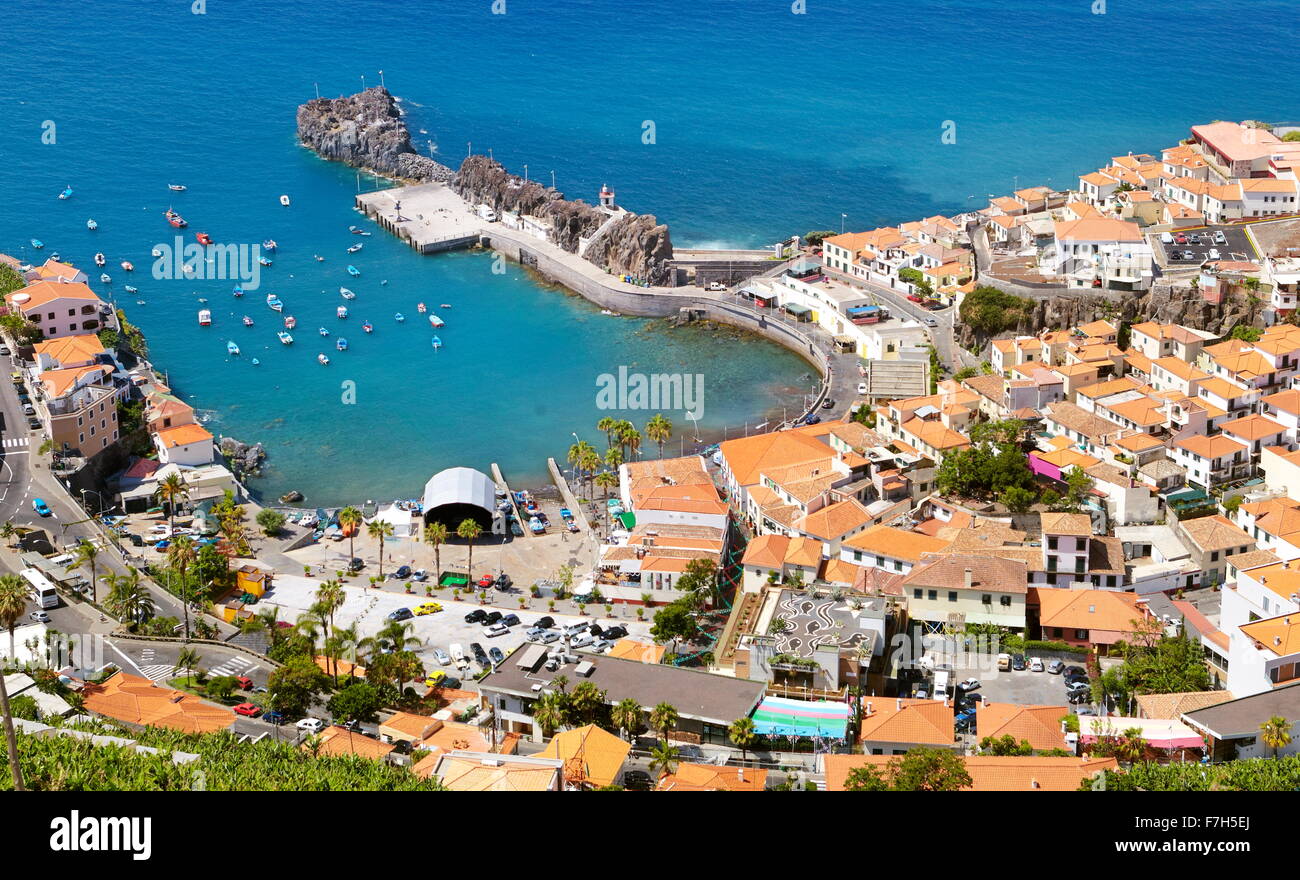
[956, 282, 1265, 353]
[297, 87, 453, 183]
[452, 155, 675, 285]
[220, 437, 267, 478]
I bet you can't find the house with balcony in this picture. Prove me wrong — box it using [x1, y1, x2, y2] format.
[4, 280, 105, 340]
[900, 553, 1028, 632]
[1171, 433, 1250, 492]
[1178, 514, 1257, 587]
[1028, 587, 1149, 654]
[1050, 217, 1153, 291]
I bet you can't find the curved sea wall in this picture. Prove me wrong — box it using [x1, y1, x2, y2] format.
[296, 86, 453, 182]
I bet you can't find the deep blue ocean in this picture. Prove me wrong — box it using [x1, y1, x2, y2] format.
[2, 0, 1297, 504]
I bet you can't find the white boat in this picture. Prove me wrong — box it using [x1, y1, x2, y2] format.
[417, 302, 426, 314]
[266, 296, 284, 312]
[279, 194, 291, 207]
[198, 309, 212, 326]
[278, 331, 293, 345]
[318, 353, 330, 365]
[337, 305, 348, 318]
[169, 184, 187, 192]
[318, 327, 330, 337]
[262, 239, 277, 251]
[431, 336, 442, 350]
[339, 287, 356, 299]
[394, 312, 405, 323]
[120, 260, 133, 271]
[227, 341, 240, 356]
[428, 314, 444, 328]
[100, 273, 111, 284]
[94, 253, 106, 267]
[284, 315, 297, 329]
[151, 247, 162, 258]
[123, 284, 138, 294]
[336, 337, 348, 351]
[313, 254, 325, 262]
[347, 243, 362, 254]
[86, 219, 98, 231]
[242, 316, 254, 327]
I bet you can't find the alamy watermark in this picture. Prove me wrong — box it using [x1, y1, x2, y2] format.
[151, 236, 262, 291]
[596, 366, 703, 419]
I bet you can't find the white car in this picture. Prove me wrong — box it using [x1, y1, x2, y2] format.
[29, 611, 50, 623]
[296, 717, 323, 734]
[1029, 657, 1045, 672]
[958, 677, 981, 692]
[484, 623, 509, 638]
[569, 633, 595, 649]
[856, 382, 868, 396]
[432, 648, 451, 666]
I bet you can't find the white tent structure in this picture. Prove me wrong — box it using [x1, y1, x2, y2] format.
[372, 503, 415, 538]
[421, 466, 496, 530]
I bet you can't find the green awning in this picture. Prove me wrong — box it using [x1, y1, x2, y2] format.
[616, 512, 636, 530]
[784, 303, 811, 315]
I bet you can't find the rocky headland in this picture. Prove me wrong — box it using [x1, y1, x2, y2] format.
[296, 86, 453, 183]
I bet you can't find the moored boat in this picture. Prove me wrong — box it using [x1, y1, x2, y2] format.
[195, 232, 212, 246]
[318, 327, 329, 337]
[58, 186, 73, 200]
[428, 314, 444, 328]
[431, 336, 442, 350]
[86, 219, 98, 231]
[394, 312, 405, 323]
[165, 209, 187, 228]
[347, 243, 362, 254]
[94, 252, 106, 266]
[227, 340, 240, 356]
[318, 353, 330, 365]
[198, 309, 212, 326]
[339, 287, 355, 299]
[362, 321, 373, 334]
[346, 265, 360, 277]
[337, 305, 348, 318]
[100, 273, 111, 284]
[284, 315, 296, 329]
[266, 296, 283, 312]
[242, 315, 254, 327]
[336, 337, 348, 351]
[417, 302, 426, 314]
[151, 247, 162, 258]
[278, 331, 294, 345]
[30, 239, 43, 249]
[120, 260, 133, 271]
[233, 285, 244, 297]
[259, 256, 272, 267]
[440, 303, 451, 309]
[169, 184, 187, 191]
[279, 194, 291, 207]
[262, 239, 277, 251]
[123, 284, 138, 294]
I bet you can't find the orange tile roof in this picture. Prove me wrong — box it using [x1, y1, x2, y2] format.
[657, 763, 768, 791]
[845, 524, 950, 562]
[1174, 432, 1246, 460]
[432, 753, 560, 791]
[794, 498, 872, 541]
[822, 754, 1118, 791]
[857, 697, 954, 746]
[1053, 217, 1144, 242]
[33, 333, 105, 366]
[976, 703, 1071, 752]
[1240, 613, 1300, 657]
[1179, 514, 1254, 553]
[537, 725, 630, 788]
[720, 430, 834, 488]
[1221, 414, 1286, 441]
[6, 279, 100, 310]
[81, 671, 235, 734]
[900, 417, 971, 452]
[312, 725, 397, 760]
[38, 364, 112, 399]
[607, 638, 666, 664]
[1040, 512, 1092, 536]
[1033, 587, 1145, 633]
[156, 423, 214, 448]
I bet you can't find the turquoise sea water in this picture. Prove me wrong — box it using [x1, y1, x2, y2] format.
[1, 0, 1297, 503]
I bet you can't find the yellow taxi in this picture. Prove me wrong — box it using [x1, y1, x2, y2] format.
[415, 601, 443, 616]
[424, 670, 447, 687]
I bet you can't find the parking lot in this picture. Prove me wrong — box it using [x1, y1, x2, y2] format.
[952, 660, 1084, 709]
[1157, 224, 1255, 266]
[256, 574, 652, 681]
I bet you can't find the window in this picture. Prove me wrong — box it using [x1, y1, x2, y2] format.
[982, 594, 992, 604]
[1000, 595, 1011, 607]
[927, 590, 937, 601]
[948, 591, 957, 602]
[853, 551, 862, 562]
[1210, 551, 1219, 562]
[913, 588, 923, 599]
[1047, 536, 1058, 550]
[1075, 629, 1089, 639]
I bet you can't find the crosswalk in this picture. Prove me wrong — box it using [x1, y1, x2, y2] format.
[2, 437, 28, 448]
[209, 655, 258, 679]
[137, 663, 176, 682]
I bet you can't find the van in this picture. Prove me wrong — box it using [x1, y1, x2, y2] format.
[449, 643, 466, 666]
[1160, 232, 1173, 244]
[1207, 248, 1221, 261]
[996, 653, 1011, 671]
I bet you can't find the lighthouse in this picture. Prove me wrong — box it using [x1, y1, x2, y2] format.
[599, 183, 616, 210]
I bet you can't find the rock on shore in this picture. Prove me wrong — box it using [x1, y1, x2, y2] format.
[452, 155, 675, 285]
[220, 437, 267, 477]
[296, 86, 453, 183]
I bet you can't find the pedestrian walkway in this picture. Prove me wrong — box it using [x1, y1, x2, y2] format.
[3, 437, 28, 448]
[136, 663, 176, 682]
[208, 655, 258, 679]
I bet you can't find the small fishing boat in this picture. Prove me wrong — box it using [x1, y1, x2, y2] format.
[339, 287, 355, 298]
[337, 305, 348, 318]
[120, 260, 134, 271]
[100, 273, 112, 284]
[86, 219, 98, 231]
[362, 321, 373, 334]
[380, 279, 387, 285]
[30, 239, 43, 249]
[431, 336, 442, 350]
[279, 194, 291, 207]
[266, 296, 284, 312]
[278, 331, 293, 345]
[349, 225, 363, 234]
[259, 257, 272, 267]
[58, 186, 73, 200]
[347, 243, 363, 254]
[135, 299, 147, 305]
[346, 265, 360, 277]
[242, 315, 254, 327]
[227, 340, 240, 356]
[313, 254, 325, 262]
[252, 358, 260, 365]
[317, 353, 330, 366]
[417, 302, 426, 314]
[233, 285, 244, 297]
[318, 327, 330, 337]
[198, 297, 208, 303]
[195, 232, 213, 246]
[336, 337, 348, 351]
[440, 303, 451, 309]
[51, 252, 60, 261]
[151, 247, 162, 258]
[94, 252, 106, 266]
[262, 239, 277, 251]
[394, 312, 405, 323]
[428, 314, 444, 328]
[123, 284, 138, 294]
[165, 209, 187, 228]
[284, 315, 297, 329]
[169, 184, 187, 192]
[198, 309, 212, 326]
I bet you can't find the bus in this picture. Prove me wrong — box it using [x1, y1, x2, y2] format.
[21, 567, 59, 609]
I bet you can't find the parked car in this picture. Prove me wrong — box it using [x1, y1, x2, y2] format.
[28, 611, 50, 623]
[484, 623, 509, 638]
[958, 677, 982, 692]
[464, 609, 488, 624]
[622, 770, 654, 790]
[1010, 654, 1026, 671]
[501, 613, 520, 627]
[1214, 231, 1227, 245]
[411, 569, 428, 581]
[393, 565, 412, 579]
[488, 647, 504, 665]
[425, 670, 449, 688]
[856, 381, 868, 395]
[537, 630, 560, 644]
[1029, 657, 1045, 672]
[32, 498, 51, 517]
[387, 607, 413, 621]
[470, 643, 488, 664]
[591, 639, 614, 653]
[484, 610, 503, 625]
[233, 703, 262, 718]
[236, 676, 254, 690]
[263, 710, 284, 725]
[996, 652, 1011, 671]
[570, 633, 595, 649]
[924, 316, 938, 327]
[348, 557, 364, 572]
[1068, 690, 1092, 705]
[495, 573, 513, 590]
[26, 417, 40, 431]
[1046, 659, 1064, 674]
[603, 625, 628, 640]
[534, 615, 556, 630]
[1063, 666, 1086, 678]
[433, 648, 451, 666]
[821, 397, 836, 409]
[563, 622, 589, 637]
[415, 602, 442, 616]
[296, 717, 324, 734]
[477, 574, 495, 589]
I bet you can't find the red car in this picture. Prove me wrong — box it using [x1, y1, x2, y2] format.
[907, 294, 924, 303]
[236, 676, 254, 690]
[233, 702, 262, 717]
[1174, 233, 1187, 244]
[477, 574, 494, 589]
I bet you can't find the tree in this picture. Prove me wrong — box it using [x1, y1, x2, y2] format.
[0, 573, 25, 790]
[366, 519, 394, 579]
[645, 414, 673, 459]
[337, 506, 363, 563]
[594, 472, 619, 523]
[105, 568, 155, 625]
[1230, 324, 1263, 342]
[650, 599, 699, 645]
[887, 748, 973, 791]
[424, 521, 447, 578]
[267, 655, 329, 719]
[174, 646, 202, 685]
[0, 521, 15, 548]
[155, 472, 189, 534]
[611, 697, 643, 740]
[567, 439, 597, 493]
[953, 366, 977, 382]
[596, 416, 618, 451]
[206, 675, 239, 702]
[648, 740, 680, 779]
[1115, 727, 1148, 765]
[1261, 716, 1292, 758]
[979, 734, 1033, 756]
[650, 702, 679, 740]
[71, 540, 100, 605]
[1062, 468, 1094, 512]
[803, 230, 837, 247]
[456, 519, 482, 580]
[565, 681, 607, 727]
[533, 690, 567, 737]
[1002, 485, 1037, 514]
[167, 536, 198, 640]
[728, 716, 757, 762]
[958, 286, 1033, 336]
[842, 764, 891, 791]
[1100, 621, 1210, 711]
[327, 681, 382, 723]
[616, 420, 642, 460]
[256, 509, 286, 536]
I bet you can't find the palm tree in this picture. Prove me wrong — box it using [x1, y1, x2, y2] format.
[1115, 727, 1148, 765]
[314, 580, 345, 675]
[611, 697, 643, 740]
[425, 522, 448, 578]
[167, 536, 197, 640]
[175, 646, 202, 685]
[377, 619, 421, 654]
[366, 520, 394, 579]
[594, 471, 619, 524]
[578, 445, 602, 499]
[650, 701, 679, 741]
[329, 623, 359, 681]
[648, 739, 680, 779]
[728, 716, 757, 763]
[533, 690, 566, 738]
[457, 519, 482, 580]
[1261, 715, 1292, 758]
[619, 421, 642, 460]
[72, 540, 100, 605]
[155, 472, 189, 537]
[596, 416, 618, 451]
[567, 440, 596, 494]
[0, 521, 16, 548]
[338, 506, 363, 563]
[0, 572, 25, 790]
[105, 569, 154, 625]
[645, 414, 673, 458]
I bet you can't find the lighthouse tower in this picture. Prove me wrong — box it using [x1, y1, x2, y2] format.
[599, 183, 616, 210]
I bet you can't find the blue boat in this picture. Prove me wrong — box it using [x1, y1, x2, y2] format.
[123, 284, 138, 294]
[336, 337, 348, 351]
[346, 265, 360, 277]
[227, 341, 240, 356]
[58, 186, 73, 200]
[233, 285, 244, 297]
[431, 336, 442, 350]
[86, 219, 98, 230]
[394, 312, 405, 323]
[259, 257, 272, 267]
[318, 327, 329, 337]
[266, 296, 283, 312]
[30, 239, 43, 249]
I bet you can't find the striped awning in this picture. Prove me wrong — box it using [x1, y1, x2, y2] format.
[752, 696, 850, 738]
